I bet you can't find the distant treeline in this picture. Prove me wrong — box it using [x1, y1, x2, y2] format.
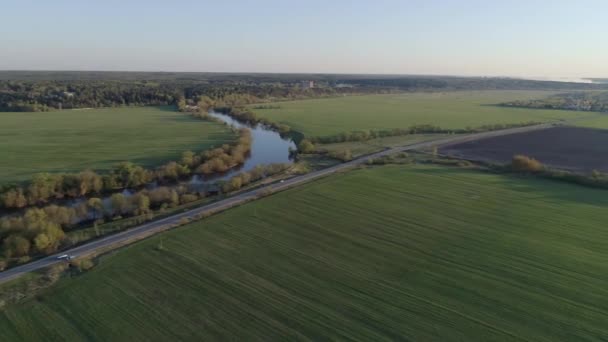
[0, 79, 339, 112]
[4, 72, 608, 112]
[501, 91, 608, 112]
[307, 122, 542, 144]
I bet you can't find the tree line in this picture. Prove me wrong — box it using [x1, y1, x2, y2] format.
[0, 79, 344, 112]
[306, 122, 542, 144]
[0, 163, 290, 266]
[0, 128, 252, 210]
[501, 91, 608, 112]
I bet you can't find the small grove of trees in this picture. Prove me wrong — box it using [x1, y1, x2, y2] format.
[328, 149, 353, 162]
[1, 207, 67, 260]
[298, 139, 315, 153]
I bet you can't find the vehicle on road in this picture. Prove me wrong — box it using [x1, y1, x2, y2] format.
[57, 254, 73, 261]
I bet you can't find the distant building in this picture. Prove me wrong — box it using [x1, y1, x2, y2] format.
[301, 80, 314, 89]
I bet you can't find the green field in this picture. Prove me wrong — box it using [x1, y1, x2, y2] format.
[319, 134, 446, 157]
[572, 113, 608, 129]
[2, 165, 608, 340]
[251, 91, 588, 137]
[0, 106, 235, 184]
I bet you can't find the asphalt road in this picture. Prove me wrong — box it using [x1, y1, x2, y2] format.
[0, 122, 555, 284]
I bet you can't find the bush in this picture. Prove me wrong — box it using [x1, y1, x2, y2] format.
[257, 188, 274, 198]
[17, 256, 31, 264]
[328, 149, 353, 162]
[511, 155, 544, 172]
[179, 194, 199, 204]
[76, 258, 95, 272]
[298, 139, 315, 154]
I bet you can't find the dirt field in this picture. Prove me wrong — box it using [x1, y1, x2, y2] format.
[440, 126, 608, 173]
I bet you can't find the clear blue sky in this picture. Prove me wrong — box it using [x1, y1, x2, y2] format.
[1, 0, 606, 77]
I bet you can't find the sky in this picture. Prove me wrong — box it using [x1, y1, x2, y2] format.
[1, 0, 607, 78]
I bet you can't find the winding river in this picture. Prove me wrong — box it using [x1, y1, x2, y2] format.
[1, 110, 297, 223]
[76, 111, 296, 212]
[189, 111, 297, 184]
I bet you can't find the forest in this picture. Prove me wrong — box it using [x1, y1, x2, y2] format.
[3, 71, 608, 112]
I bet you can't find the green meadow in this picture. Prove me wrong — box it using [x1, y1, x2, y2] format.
[318, 133, 446, 157]
[572, 113, 608, 129]
[251, 91, 588, 137]
[2, 164, 608, 341]
[0, 106, 235, 184]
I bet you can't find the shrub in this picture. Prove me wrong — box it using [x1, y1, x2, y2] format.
[76, 258, 95, 272]
[511, 155, 544, 172]
[328, 149, 353, 162]
[298, 139, 315, 154]
[179, 194, 199, 204]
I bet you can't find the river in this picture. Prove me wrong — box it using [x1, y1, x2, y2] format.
[74, 111, 296, 215]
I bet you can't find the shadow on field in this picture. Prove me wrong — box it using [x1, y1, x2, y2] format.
[411, 166, 608, 207]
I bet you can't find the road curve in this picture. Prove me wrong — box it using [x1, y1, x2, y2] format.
[0, 122, 555, 284]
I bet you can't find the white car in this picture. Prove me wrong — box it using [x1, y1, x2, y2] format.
[56, 254, 72, 260]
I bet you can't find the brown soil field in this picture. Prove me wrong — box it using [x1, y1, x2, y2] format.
[440, 126, 608, 173]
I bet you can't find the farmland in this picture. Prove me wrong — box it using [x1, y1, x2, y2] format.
[2, 165, 608, 341]
[251, 91, 588, 137]
[0, 106, 236, 184]
[441, 126, 608, 173]
[573, 113, 608, 129]
[318, 133, 446, 157]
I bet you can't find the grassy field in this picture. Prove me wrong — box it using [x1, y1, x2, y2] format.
[251, 91, 588, 137]
[319, 134, 446, 157]
[0, 106, 235, 184]
[572, 113, 608, 129]
[2, 164, 608, 340]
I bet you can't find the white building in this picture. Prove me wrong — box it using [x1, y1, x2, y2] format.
[301, 80, 314, 89]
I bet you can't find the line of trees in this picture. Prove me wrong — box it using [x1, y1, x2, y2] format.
[0, 129, 252, 210]
[0, 162, 290, 266]
[501, 92, 608, 112]
[0, 79, 344, 113]
[220, 163, 290, 193]
[307, 122, 542, 144]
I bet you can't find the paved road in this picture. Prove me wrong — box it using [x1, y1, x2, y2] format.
[0, 122, 555, 284]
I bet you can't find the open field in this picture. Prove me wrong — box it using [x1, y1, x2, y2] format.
[318, 134, 446, 157]
[251, 91, 589, 137]
[572, 113, 608, 129]
[0, 106, 235, 184]
[2, 164, 608, 340]
[441, 126, 608, 173]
